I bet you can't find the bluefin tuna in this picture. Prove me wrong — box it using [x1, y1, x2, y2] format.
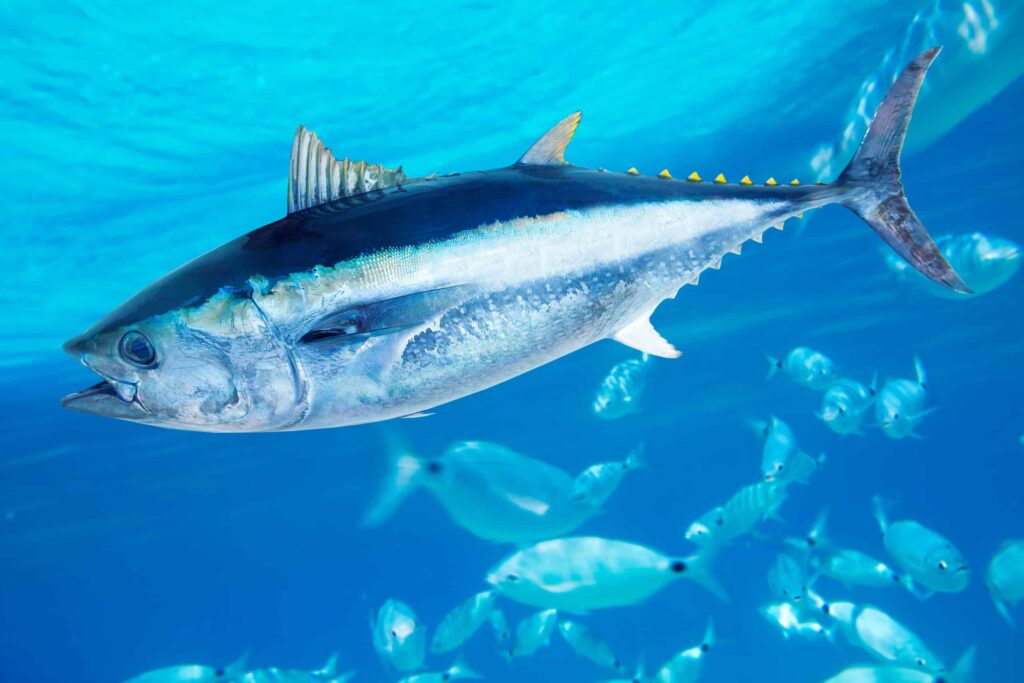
[61, 49, 966, 431]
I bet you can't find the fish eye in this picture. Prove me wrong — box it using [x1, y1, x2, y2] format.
[426, 461, 443, 474]
[506, 573, 520, 582]
[915, 657, 926, 668]
[938, 560, 948, 571]
[838, 407, 846, 415]
[118, 331, 156, 367]
[671, 560, 687, 573]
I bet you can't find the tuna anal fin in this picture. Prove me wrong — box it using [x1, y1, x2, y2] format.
[516, 112, 581, 166]
[612, 317, 680, 358]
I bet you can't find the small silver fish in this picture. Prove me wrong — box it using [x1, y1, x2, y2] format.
[363, 438, 636, 543]
[572, 443, 647, 509]
[430, 590, 498, 654]
[752, 416, 825, 484]
[823, 648, 975, 683]
[873, 496, 969, 596]
[767, 550, 809, 603]
[885, 231, 1020, 298]
[819, 377, 877, 436]
[126, 653, 250, 683]
[488, 536, 724, 611]
[395, 657, 481, 683]
[508, 609, 559, 659]
[372, 599, 426, 672]
[558, 619, 622, 671]
[766, 346, 840, 390]
[652, 619, 714, 683]
[987, 539, 1024, 627]
[488, 608, 511, 646]
[875, 358, 931, 440]
[593, 354, 654, 420]
[760, 601, 832, 642]
[686, 480, 789, 549]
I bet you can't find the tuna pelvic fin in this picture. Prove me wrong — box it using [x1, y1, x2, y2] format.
[516, 111, 582, 166]
[836, 47, 970, 294]
[287, 126, 411, 213]
[612, 316, 681, 359]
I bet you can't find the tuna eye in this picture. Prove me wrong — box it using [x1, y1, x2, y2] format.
[118, 331, 156, 367]
[938, 560, 948, 570]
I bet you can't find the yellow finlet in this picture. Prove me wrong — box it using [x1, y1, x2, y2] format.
[740, 175, 753, 185]
[765, 177, 778, 186]
[626, 167, 639, 175]
[658, 168, 672, 179]
[797, 212, 805, 219]
[714, 173, 727, 184]
[790, 178, 800, 186]
[687, 171, 702, 182]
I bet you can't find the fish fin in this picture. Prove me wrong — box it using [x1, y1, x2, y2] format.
[869, 372, 879, 397]
[701, 617, 716, 651]
[835, 47, 970, 294]
[992, 595, 1018, 628]
[612, 316, 681, 358]
[807, 508, 830, 548]
[906, 579, 934, 601]
[450, 654, 483, 680]
[765, 354, 782, 380]
[516, 111, 582, 166]
[913, 355, 928, 388]
[299, 285, 474, 345]
[287, 125, 412, 213]
[871, 495, 891, 535]
[681, 551, 730, 603]
[626, 442, 649, 471]
[362, 431, 424, 527]
[316, 653, 339, 676]
[949, 647, 977, 683]
[225, 650, 252, 679]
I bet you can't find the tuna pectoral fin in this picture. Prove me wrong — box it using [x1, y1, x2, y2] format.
[837, 46, 971, 294]
[300, 285, 474, 344]
[612, 316, 680, 358]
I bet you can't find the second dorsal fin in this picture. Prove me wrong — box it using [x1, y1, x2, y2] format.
[287, 126, 411, 214]
[515, 111, 582, 166]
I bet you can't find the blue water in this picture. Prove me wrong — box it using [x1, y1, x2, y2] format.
[2, 1, 1023, 681]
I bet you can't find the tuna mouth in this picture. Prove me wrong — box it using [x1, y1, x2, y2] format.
[61, 374, 151, 422]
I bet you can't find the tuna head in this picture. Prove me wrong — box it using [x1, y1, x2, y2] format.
[62, 289, 301, 432]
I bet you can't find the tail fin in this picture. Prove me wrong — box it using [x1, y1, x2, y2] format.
[913, 355, 928, 388]
[625, 442, 648, 471]
[449, 654, 482, 680]
[871, 495, 891, 535]
[766, 354, 782, 381]
[225, 650, 251, 679]
[836, 47, 970, 294]
[868, 372, 878, 398]
[681, 551, 730, 603]
[317, 652, 339, 676]
[948, 647, 977, 683]
[700, 618, 716, 652]
[362, 432, 424, 527]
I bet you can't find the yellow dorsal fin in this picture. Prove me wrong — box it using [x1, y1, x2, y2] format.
[626, 167, 639, 175]
[658, 169, 672, 179]
[790, 178, 800, 186]
[714, 173, 727, 184]
[797, 212, 805, 218]
[740, 175, 753, 185]
[687, 171, 702, 182]
[516, 111, 582, 166]
[765, 177, 778, 186]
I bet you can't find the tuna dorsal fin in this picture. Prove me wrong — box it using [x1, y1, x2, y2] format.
[516, 111, 582, 166]
[287, 126, 410, 213]
[612, 316, 681, 358]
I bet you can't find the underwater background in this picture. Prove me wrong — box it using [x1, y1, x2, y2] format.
[2, 1, 1023, 681]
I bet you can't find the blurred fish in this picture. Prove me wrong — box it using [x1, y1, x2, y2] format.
[652, 619, 714, 683]
[430, 590, 498, 654]
[884, 232, 1020, 298]
[488, 536, 724, 611]
[809, 592, 944, 672]
[572, 443, 647, 508]
[820, 377, 877, 436]
[508, 609, 559, 659]
[766, 347, 840, 390]
[767, 550, 810, 603]
[371, 599, 426, 672]
[594, 354, 652, 420]
[987, 539, 1024, 627]
[822, 648, 975, 683]
[752, 416, 824, 484]
[126, 653, 250, 683]
[239, 654, 356, 683]
[873, 497, 969, 596]
[395, 656, 480, 683]
[488, 609, 511, 646]
[787, 511, 909, 592]
[364, 438, 638, 543]
[761, 601, 832, 642]
[686, 480, 789, 549]
[558, 619, 622, 671]
[875, 358, 931, 439]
